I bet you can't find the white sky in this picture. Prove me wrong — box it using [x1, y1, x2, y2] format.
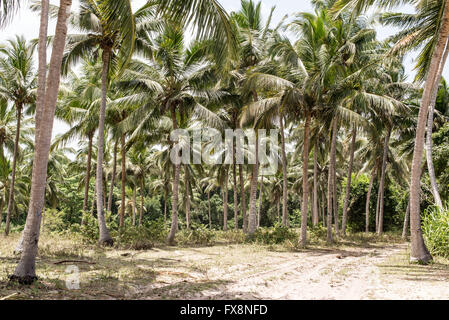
[0, 0, 444, 141]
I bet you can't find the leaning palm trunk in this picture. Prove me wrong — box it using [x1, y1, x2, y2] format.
[300, 112, 311, 246]
[402, 200, 410, 240]
[280, 116, 289, 226]
[365, 165, 377, 233]
[342, 127, 357, 235]
[11, 0, 72, 283]
[82, 133, 93, 215]
[377, 128, 391, 235]
[120, 134, 126, 228]
[107, 139, 118, 213]
[5, 104, 22, 236]
[425, 40, 449, 210]
[95, 49, 113, 246]
[132, 185, 137, 226]
[409, 0, 449, 264]
[312, 143, 319, 226]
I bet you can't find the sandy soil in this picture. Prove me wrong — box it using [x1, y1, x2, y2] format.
[128, 243, 449, 300]
[2, 235, 449, 300]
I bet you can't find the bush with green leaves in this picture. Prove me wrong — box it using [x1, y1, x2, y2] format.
[251, 224, 298, 245]
[112, 219, 168, 250]
[423, 206, 449, 258]
[176, 223, 215, 246]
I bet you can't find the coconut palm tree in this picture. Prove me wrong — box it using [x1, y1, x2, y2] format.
[61, 0, 135, 245]
[0, 36, 37, 235]
[12, 0, 73, 283]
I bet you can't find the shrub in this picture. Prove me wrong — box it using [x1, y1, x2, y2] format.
[251, 224, 297, 245]
[176, 223, 215, 246]
[423, 206, 449, 258]
[216, 229, 246, 244]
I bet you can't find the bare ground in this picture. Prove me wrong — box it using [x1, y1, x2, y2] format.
[1, 233, 449, 300]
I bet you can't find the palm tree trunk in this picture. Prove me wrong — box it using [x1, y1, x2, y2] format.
[365, 165, 377, 233]
[280, 115, 289, 226]
[12, 0, 72, 282]
[300, 111, 311, 246]
[223, 168, 228, 231]
[168, 105, 180, 245]
[277, 194, 280, 223]
[107, 138, 118, 213]
[5, 104, 22, 236]
[239, 164, 247, 232]
[208, 190, 211, 229]
[331, 118, 339, 237]
[312, 142, 319, 226]
[425, 40, 449, 210]
[82, 133, 93, 215]
[248, 134, 259, 235]
[139, 179, 144, 226]
[375, 182, 381, 232]
[0, 198, 4, 231]
[408, 0, 449, 264]
[120, 134, 126, 228]
[185, 166, 191, 230]
[257, 173, 263, 228]
[402, 200, 410, 240]
[377, 128, 391, 235]
[95, 48, 113, 246]
[342, 127, 357, 235]
[132, 185, 137, 226]
[164, 188, 168, 223]
[233, 163, 239, 229]
[326, 165, 333, 243]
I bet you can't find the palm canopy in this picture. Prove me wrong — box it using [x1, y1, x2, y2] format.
[0, 0, 20, 28]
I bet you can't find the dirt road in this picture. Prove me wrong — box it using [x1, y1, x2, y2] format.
[131, 243, 449, 300]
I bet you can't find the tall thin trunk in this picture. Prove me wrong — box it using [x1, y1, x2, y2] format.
[425, 40, 449, 210]
[82, 133, 93, 215]
[95, 48, 113, 246]
[5, 104, 22, 236]
[377, 128, 391, 235]
[312, 142, 319, 226]
[342, 127, 357, 235]
[208, 190, 211, 229]
[107, 138, 118, 213]
[223, 168, 228, 231]
[277, 194, 280, 223]
[164, 188, 167, 223]
[300, 112, 311, 246]
[375, 182, 381, 232]
[331, 119, 339, 237]
[0, 198, 4, 231]
[12, 0, 72, 282]
[132, 185, 137, 226]
[257, 173, 263, 228]
[402, 200, 410, 240]
[239, 164, 247, 232]
[120, 134, 126, 228]
[185, 166, 191, 230]
[326, 165, 333, 243]
[280, 116, 289, 226]
[408, 0, 449, 264]
[139, 178, 144, 226]
[167, 106, 180, 245]
[248, 134, 259, 235]
[365, 165, 377, 233]
[233, 163, 239, 229]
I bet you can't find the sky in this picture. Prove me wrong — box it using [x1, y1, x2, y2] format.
[0, 0, 444, 142]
